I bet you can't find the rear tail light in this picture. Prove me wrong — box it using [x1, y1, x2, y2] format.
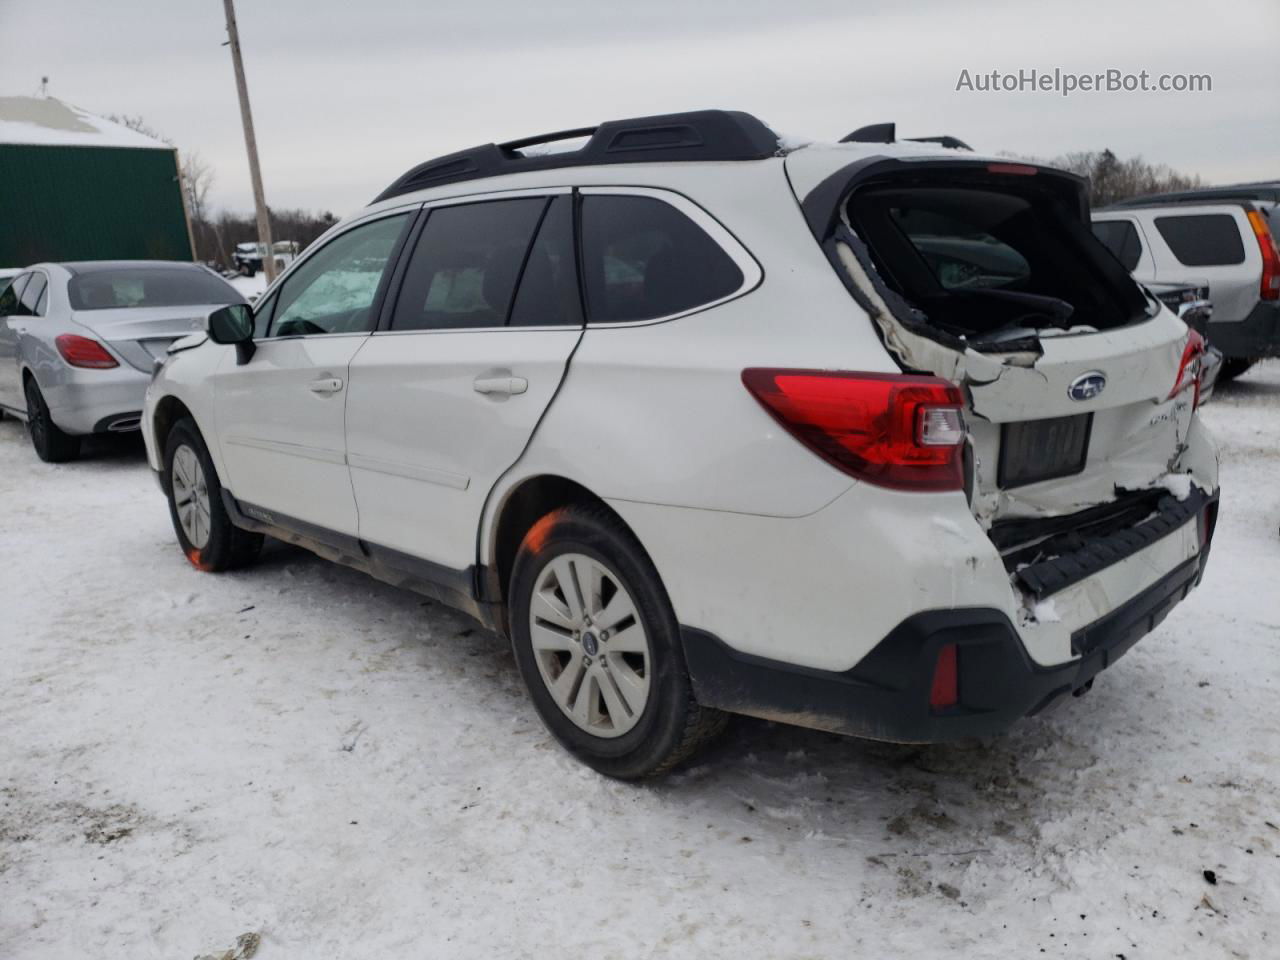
[741, 369, 966, 492]
[55, 334, 118, 369]
[1168, 329, 1205, 409]
[929, 643, 960, 711]
[1246, 210, 1280, 301]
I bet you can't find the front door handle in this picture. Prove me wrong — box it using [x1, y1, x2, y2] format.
[308, 377, 344, 394]
[473, 376, 528, 396]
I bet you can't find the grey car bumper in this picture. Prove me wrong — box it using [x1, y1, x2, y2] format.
[41, 364, 151, 435]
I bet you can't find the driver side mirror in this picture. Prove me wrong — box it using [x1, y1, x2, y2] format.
[207, 304, 256, 364]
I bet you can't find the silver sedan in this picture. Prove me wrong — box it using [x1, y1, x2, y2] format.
[0, 261, 245, 461]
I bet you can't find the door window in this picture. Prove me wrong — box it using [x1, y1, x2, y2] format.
[0, 274, 31, 316]
[269, 213, 410, 337]
[18, 272, 48, 316]
[509, 196, 582, 327]
[390, 198, 546, 331]
[1091, 220, 1144, 272]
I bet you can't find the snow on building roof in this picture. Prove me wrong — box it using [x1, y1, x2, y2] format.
[0, 96, 172, 150]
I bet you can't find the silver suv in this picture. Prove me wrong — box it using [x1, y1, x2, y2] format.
[1093, 183, 1280, 379]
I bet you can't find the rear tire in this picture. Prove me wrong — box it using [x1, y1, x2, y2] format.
[1219, 358, 1256, 382]
[24, 377, 80, 463]
[508, 504, 726, 779]
[163, 417, 263, 571]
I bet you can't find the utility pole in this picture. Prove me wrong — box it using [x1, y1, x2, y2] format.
[221, 0, 276, 282]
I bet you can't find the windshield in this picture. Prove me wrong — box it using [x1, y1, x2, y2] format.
[69, 268, 241, 311]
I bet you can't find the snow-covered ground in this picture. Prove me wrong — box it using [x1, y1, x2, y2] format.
[226, 273, 268, 301]
[2, 365, 1278, 959]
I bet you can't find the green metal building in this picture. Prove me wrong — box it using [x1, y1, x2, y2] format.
[0, 96, 194, 267]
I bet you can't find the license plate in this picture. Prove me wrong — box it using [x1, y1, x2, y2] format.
[998, 414, 1092, 489]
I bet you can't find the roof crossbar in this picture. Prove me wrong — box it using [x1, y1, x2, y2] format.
[372, 110, 781, 204]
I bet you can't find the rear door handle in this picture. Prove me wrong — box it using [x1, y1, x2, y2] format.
[308, 377, 344, 394]
[473, 376, 528, 396]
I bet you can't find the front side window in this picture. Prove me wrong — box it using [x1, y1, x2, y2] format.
[252, 291, 277, 338]
[18, 272, 48, 316]
[390, 198, 545, 331]
[1091, 220, 1143, 272]
[270, 214, 410, 337]
[580, 195, 744, 323]
[68, 268, 240, 310]
[1154, 214, 1246, 267]
[0, 274, 31, 316]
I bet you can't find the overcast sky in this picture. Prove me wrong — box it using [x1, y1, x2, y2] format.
[2, 0, 1276, 217]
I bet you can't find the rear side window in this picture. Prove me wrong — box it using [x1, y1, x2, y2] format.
[68, 268, 240, 310]
[580, 195, 744, 323]
[19, 272, 48, 316]
[391, 198, 545, 331]
[1091, 220, 1143, 272]
[0, 274, 30, 315]
[1154, 214, 1246, 266]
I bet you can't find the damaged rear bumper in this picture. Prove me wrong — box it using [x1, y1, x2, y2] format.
[682, 491, 1217, 742]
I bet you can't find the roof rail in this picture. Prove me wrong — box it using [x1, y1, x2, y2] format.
[372, 110, 781, 204]
[1110, 183, 1280, 207]
[906, 135, 973, 151]
[838, 123, 971, 151]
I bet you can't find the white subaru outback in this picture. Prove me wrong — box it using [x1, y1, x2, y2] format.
[142, 111, 1220, 778]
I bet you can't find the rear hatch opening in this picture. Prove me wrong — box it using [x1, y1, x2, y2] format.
[840, 162, 1152, 351]
[808, 158, 1212, 593]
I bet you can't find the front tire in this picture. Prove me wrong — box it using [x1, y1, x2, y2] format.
[163, 417, 263, 571]
[509, 504, 726, 779]
[24, 377, 79, 463]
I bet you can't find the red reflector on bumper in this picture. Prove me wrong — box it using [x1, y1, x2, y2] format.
[929, 643, 959, 711]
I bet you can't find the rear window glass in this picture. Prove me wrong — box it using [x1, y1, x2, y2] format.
[1091, 220, 1143, 272]
[1154, 214, 1246, 266]
[580, 195, 743, 323]
[69, 268, 240, 310]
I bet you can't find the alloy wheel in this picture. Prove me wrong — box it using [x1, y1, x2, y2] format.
[171, 444, 212, 549]
[528, 552, 652, 738]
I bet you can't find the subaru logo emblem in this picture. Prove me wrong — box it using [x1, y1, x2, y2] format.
[1068, 372, 1107, 401]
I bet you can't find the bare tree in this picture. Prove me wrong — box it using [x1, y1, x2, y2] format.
[105, 113, 172, 146]
[1003, 146, 1204, 207]
[181, 151, 221, 262]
